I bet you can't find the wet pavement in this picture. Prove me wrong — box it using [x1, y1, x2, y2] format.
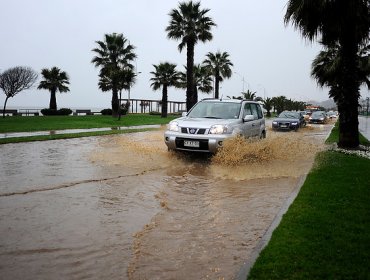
[0, 123, 334, 279]
[359, 116, 370, 141]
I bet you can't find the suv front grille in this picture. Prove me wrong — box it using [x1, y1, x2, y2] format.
[181, 127, 206, 135]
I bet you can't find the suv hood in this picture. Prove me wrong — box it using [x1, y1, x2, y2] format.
[176, 117, 240, 128]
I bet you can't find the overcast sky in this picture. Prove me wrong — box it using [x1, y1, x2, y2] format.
[0, 0, 345, 109]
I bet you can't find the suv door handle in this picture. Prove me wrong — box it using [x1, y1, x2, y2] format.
[252, 123, 256, 126]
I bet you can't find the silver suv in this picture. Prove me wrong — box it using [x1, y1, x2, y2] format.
[164, 99, 266, 153]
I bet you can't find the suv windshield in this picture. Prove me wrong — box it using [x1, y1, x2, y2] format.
[187, 102, 241, 119]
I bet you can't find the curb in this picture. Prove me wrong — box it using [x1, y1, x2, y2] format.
[236, 174, 307, 280]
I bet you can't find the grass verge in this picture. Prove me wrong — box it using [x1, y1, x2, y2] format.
[325, 121, 370, 145]
[0, 114, 176, 133]
[0, 114, 176, 144]
[0, 128, 154, 144]
[248, 132, 370, 279]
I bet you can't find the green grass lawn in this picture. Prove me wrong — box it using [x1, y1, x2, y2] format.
[325, 121, 370, 145]
[0, 114, 177, 133]
[248, 131, 370, 279]
[0, 114, 177, 144]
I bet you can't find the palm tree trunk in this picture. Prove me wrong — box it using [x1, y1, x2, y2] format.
[112, 87, 119, 117]
[161, 85, 168, 118]
[2, 96, 9, 118]
[49, 89, 57, 110]
[186, 40, 195, 111]
[337, 37, 360, 148]
[118, 89, 122, 120]
[215, 76, 220, 99]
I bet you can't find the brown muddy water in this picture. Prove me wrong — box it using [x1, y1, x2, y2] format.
[0, 123, 333, 280]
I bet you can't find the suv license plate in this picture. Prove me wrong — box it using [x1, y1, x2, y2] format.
[184, 140, 199, 148]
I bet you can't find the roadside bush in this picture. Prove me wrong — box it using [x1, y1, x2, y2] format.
[101, 108, 112, 115]
[149, 111, 161, 115]
[101, 108, 128, 116]
[41, 108, 72, 116]
[58, 108, 73, 115]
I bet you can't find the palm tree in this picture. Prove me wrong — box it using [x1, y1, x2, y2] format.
[263, 97, 273, 117]
[311, 43, 370, 104]
[202, 51, 233, 99]
[178, 64, 213, 103]
[150, 62, 180, 118]
[285, 0, 369, 148]
[91, 33, 136, 117]
[37, 67, 70, 110]
[166, 1, 216, 111]
[271, 95, 288, 115]
[228, 90, 257, 100]
[242, 90, 257, 100]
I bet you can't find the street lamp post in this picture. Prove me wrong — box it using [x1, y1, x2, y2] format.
[128, 71, 141, 113]
[234, 72, 245, 93]
[258, 84, 266, 99]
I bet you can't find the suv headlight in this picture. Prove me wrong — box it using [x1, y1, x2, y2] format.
[168, 121, 179, 132]
[209, 124, 228, 134]
[291, 122, 298, 126]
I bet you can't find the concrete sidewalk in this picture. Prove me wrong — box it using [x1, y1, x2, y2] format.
[359, 116, 370, 141]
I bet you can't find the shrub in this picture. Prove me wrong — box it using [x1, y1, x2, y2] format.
[58, 108, 73, 115]
[101, 108, 128, 116]
[41, 108, 72, 116]
[101, 108, 112, 115]
[149, 111, 161, 115]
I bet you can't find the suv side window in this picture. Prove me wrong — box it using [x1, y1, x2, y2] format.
[243, 103, 252, 118]
[250, 103, 260, 120]
[256, 104, 263, 119]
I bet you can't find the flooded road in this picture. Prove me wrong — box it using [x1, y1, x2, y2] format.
[0, 123, 333, 279]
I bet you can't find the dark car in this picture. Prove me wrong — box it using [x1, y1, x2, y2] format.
[309, 111, 328, 124]
[272, 111, 304, 131]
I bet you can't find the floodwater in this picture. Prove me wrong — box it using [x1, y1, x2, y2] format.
[0, 123, 333, 280]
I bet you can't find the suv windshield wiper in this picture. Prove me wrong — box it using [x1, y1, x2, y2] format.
[204, 116, 221, 119]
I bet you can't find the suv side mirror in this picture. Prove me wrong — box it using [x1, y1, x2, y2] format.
[243, 114, 255, 122]
[182, 112, 187, 117]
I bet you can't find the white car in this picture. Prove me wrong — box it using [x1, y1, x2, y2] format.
[164, 98, 266, 153]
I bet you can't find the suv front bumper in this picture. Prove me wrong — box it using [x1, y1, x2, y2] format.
[164, 131, 232, 153]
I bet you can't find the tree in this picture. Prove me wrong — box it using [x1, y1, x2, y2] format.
[0, 66, 38, 118]
[285, 0, 370, 148]
[202, 51, 233, 99]
[228, 89, 258, 100]
[150, 62, 180, 118]
[263, 97, 273, 117]
[178, 64, 213, 103]
[37, 67, 69, 110]
[166, 1, 216, 111]
[311, 43, 370, 104]
[271, 95, 288, 115]
[118, 69, 136, 120]
[98, 68, 137, 120]
[91, 33, 136, 117]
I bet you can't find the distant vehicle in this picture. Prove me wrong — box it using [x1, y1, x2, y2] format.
[272, 111, 305, 131]
[309, 111, 328, 124]
[326, 111, 338, 119]
[300, 111, 310, 122]
[164, 99, 266, 153]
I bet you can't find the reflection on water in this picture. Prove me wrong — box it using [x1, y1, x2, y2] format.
[0, 123, 332, 279]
